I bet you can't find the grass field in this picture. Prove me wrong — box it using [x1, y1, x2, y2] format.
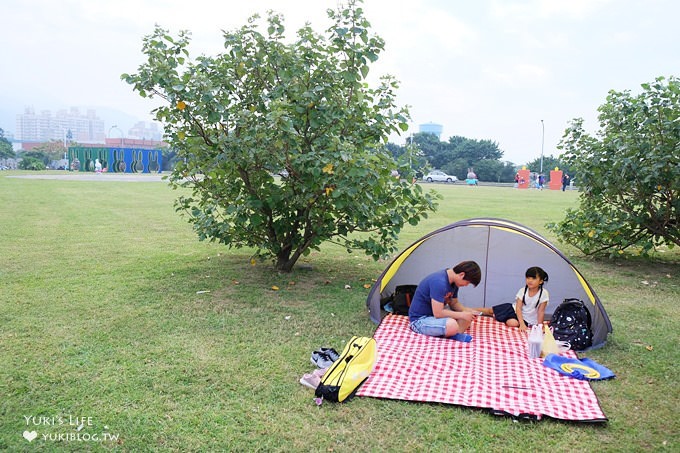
[1, 172, 678, 452]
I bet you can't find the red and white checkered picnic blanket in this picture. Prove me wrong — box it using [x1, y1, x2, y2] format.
[356, 314, 607, 422]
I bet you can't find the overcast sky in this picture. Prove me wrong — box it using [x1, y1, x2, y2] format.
[2, 0, 678, 165]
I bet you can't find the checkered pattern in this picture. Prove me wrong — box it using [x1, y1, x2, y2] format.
[356, 314, 607, 422]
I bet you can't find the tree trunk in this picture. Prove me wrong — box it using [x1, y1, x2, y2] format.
[275, 241, 311, 272]
[275, 256, 297, 273]
[275, 245, 297, 272]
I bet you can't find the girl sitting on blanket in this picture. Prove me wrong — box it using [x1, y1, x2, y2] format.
[479, 266, 549, 332]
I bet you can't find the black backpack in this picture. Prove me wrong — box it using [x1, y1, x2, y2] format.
[381, 285, 418, 316]
[551, 298, 593, 351]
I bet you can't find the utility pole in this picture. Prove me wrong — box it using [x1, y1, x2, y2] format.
[540, 119, 545, 174]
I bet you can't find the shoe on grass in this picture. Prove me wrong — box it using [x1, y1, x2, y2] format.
[310, 351, 335, 369]
[299, 372, 321, 390]
[319, 347, 340, 362]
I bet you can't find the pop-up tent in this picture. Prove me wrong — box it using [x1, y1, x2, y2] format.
[366, 218, 612, 349]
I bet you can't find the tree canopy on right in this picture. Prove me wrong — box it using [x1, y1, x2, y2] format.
[549, 76, 679, 256]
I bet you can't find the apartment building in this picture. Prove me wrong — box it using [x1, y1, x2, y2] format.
[16, 106, 106, 143]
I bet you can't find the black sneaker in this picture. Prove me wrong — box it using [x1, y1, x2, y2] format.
[319, 347, 340, 362]
[310, 351, 334, 369]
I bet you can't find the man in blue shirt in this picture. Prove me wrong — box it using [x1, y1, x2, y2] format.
[408, 261, 482, 342]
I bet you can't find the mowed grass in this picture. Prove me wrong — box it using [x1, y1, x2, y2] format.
[0, 172, 678, 452]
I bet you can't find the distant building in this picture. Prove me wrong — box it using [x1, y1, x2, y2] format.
[16, 106, 105, 144]
[104, 137, 165, 150]
[127, 121, 163, 142]
[419, 122, 443, 139]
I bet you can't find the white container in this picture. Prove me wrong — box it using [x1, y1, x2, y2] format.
[528, 338, 543, 358]
[527, 324, 543, 358]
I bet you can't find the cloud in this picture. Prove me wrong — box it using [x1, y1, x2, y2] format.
[481, 62, 549, 87]
[3, 0, 680, 165]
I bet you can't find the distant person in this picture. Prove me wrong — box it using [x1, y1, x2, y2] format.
[562, 173, 570, 191]
[466, 170, 478, 186]
[95, 159, 102, 174]
[478, 266, 549, 332]
[538, 174, 545, 190]
[514, 173, 520, 188]
[71, 157, 80, 171]
[408, 261, 483, 342]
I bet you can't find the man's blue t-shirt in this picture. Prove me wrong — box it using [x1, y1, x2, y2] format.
[408, 269, 459, 321]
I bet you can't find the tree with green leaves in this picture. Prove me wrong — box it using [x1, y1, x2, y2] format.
[472, 159, 517, 183]
[0, 128, 14, 160]
[409, 132, 447, 169]
[412, 133, 505, 180]
[449, 136, 503, 164]
[123, 0, 438, 272]
[31, 140, 66, 163]
[18, 157, 46, 171]
[385, 142, 426, 178]
[525, 155, 572, 178]
[549, 76, 680, 256]
[20, 151, 50, 166]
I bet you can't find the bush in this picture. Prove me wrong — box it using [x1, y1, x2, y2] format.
[549, 76, 680, 256]
[18, 157, 46, 171]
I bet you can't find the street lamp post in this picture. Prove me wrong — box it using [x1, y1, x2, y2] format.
[540, 119, 545, 175]
[61, 129, 74, 170]
[108, 125, 124, 148]
[63, 129, 69, 170]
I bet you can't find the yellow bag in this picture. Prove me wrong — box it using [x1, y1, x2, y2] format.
[315, 336, 376, 402]
[541, 324, 559, 358]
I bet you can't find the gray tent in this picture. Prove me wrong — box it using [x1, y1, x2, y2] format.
[366, 218, 612, 349]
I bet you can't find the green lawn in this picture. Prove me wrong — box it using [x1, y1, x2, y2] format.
[1, 172, 678, 452]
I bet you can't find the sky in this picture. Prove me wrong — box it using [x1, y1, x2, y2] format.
[2, 0, 679, 165]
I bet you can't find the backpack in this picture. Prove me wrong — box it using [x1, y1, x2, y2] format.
[551, 298, 593, 351]
[315, 336, 377, 403]
[389, 285, 418, 316]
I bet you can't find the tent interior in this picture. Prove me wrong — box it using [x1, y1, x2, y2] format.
[366, 218, 612, 349]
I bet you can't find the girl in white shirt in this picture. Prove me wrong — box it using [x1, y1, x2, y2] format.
[479, 266, 549, 332]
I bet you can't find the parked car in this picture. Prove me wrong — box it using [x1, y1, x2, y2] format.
[423, 170, 458, 183]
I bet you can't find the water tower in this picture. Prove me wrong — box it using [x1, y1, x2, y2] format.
[419, 122, 443, 139]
